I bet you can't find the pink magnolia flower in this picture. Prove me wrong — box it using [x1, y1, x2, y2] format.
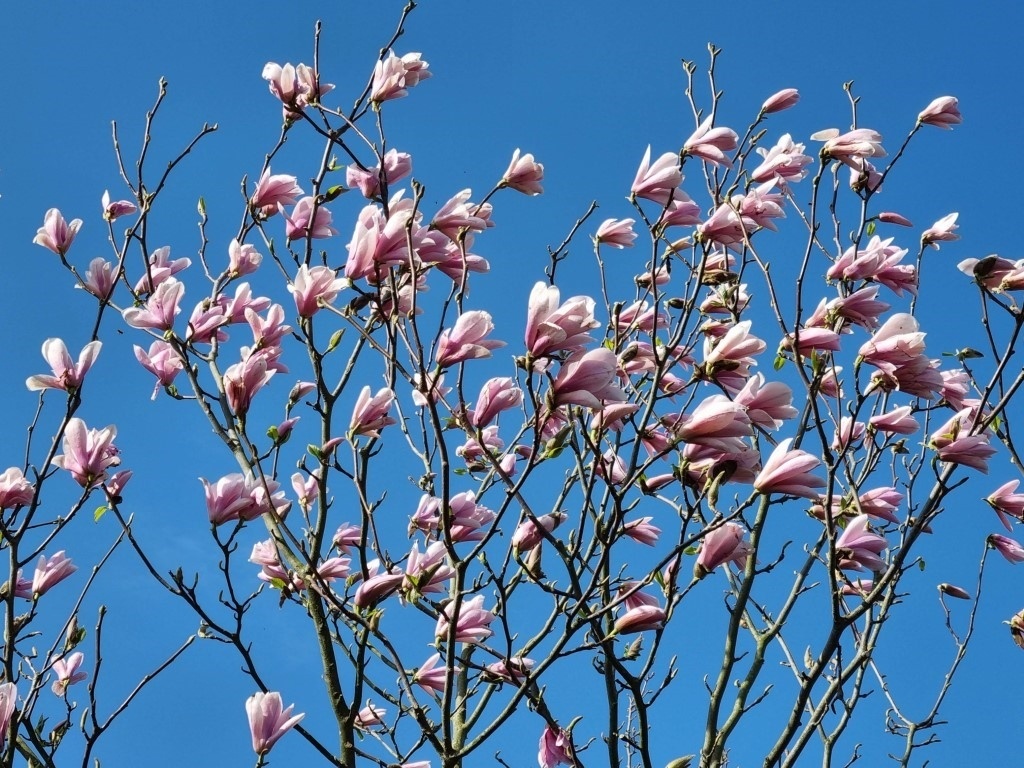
[751, 133, 812, 184]
[502, 149, 544, 195]
[33, 208, 82, 256]
[436, 311, 505, 367]
[346, 150, 412, 199]
[525, 282, 600, 359]
[734, 374, 797, 430]
[835, 515, 888, 572]
[122, 278, 184, 331]
[413, 653, 460, 694]
[289, 264, 346, 317]
[203, 473, 289, 526]
[657, 196, 703, 228]
[939, 583, 971, 600]
[430, 189, 493, 240]
[349, 386, 396, 438]
[228, 239, 263, 277]
[32, 551, 77, 597]
[354, 565, 404, 609]
[631, 146, 682, 205]
[223, 355, 275, 418]
[684, 116, 738, 167]
[754, 438, 825, 499]
[435, 595, 494, 644]
[869, 405, 919, 436]
[613, 603, 666, 635]
[262, 62, 332, 116]
[667, 395, 752, 446]
[595, 218, 637, 248]
[354, 704, 385, 733]
[538, 726, 574, 768]
[246, 691, 304, 756]
[332, 523, 360, 553]
[878, 211, 914, 227]
[26, 338, 101, 393]
[134, 340, 184, 399]
[552, 348, 626, 409]
[250, 168, 303, 217]
[987, 480, 1024, 531]
[701, 320, 766, 385]
[512, 512, 567, 553]
[922, 212, 959, 249]
[936, 433, 996, 473]
[0, 468, 33, 509]
[695, 522, 751, 577]
[918, 96, 961, 129]
[0, 684, 16, 748]
[468, 377, 523, 428]
[623, 516, 661, 546]
[989, 534, 1024, 564]
[51, 652, 88, 696]
[857, 487, 904, 524]
[484, 656, 536, 684]
[133, 246, 191, 295]
[281, 197, 337, 241]
[81, 257, 116, 300]
[402, 541, 454, 599]
[101, 190, 137, 222]
[52, 419, 119, 487]
[761, 88, 800, 114]
[816, 128, 886, 167]
[858, 313, 926, 374]
[371, 51, 431, 104]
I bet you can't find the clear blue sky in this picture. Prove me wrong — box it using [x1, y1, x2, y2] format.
[1, 1, 1021, 765]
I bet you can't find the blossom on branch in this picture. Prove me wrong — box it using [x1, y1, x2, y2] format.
[246, 691, 304, 756]
[26, 338, 101, 393]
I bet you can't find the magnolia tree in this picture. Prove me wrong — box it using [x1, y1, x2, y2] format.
[4, 6, 1021, 768]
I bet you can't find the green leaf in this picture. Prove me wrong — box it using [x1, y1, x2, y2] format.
[866, 220, 876, 237]
[773, 354, 786, 371]
[94, 505, 109, 523]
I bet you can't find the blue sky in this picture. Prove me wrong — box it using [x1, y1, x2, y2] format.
[1, 1, 1022, 766]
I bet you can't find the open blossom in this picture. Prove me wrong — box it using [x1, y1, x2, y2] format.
[122, 278, 184, 331]
[134, 340, 184, 399]
[371, 52, 430, 104]
[501, 149, 544, 195]
[988, 480, 1024, 531]
[227, 239, 263, 277]
[695, 522, 751, 577]
[282, 197, 337, 241]
[751, 133, 812, 184]
[346, 150, 412, 199]
[526, 282, 600, 358]
[349, 386, 396, 438]
[595, 218, 636, 248]
[51, 652, 88, 696]
[858, 313, 926, 374]
[989, 534, 1024, 564]
[815, 128, 886, 167]
[734, 374, 797, 430]
[246, 691, 304, 756]
[869, 405, 919, 435]
[101, 190, 137, 221]
[936, 433, 996, 473]
[81, 257, 116, 300]
[431, 189, 493, 240]
[835, 515, 888, 572]
[26, 338, 101, 393]
[223, 355, 275, 417]
[33, 552, 77, 597]
[922, 212, 959, 249]
[436, 595, 494, 644]
[133, 246, 192, 295]
[262, 62, 333, 116]
[250, 168, 303, 216]
[918, 96, 961, 129]
[552, 348, 626, 409]
[0, 468, 34, 509]
[631, 146, 682, 205]
[538, 726, 574, 768]
[436, 311, 505, 367]
[623, 516, 661, 546]
[33, 208, 82, 256]
[413, 653, 460, 694]
[754, 438, 825, 499]
[206, 474, 289, 526]
[289, 264, 346, 317]
[684, 116, 738, 166]
[52, 419, 119, 487]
